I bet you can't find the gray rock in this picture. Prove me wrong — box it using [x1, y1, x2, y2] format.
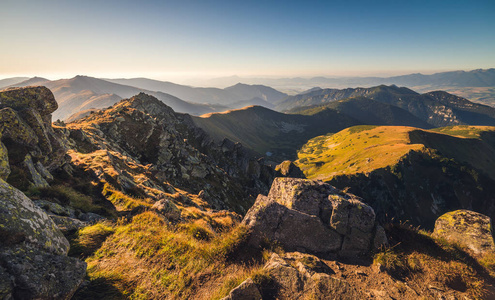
[50, 215, 87, 232]
[243, 178, 384, 256]
[152, 198, 181, 221]
[433, 209, 495, 255]
[0, 179, 69, 255]
[0, 142, 9, 180]
[0, 180, 87, 299]
[0, 246, 86, 300]
[260, 253, 363, 299]
[79, 212, 106, 223]
[220, 278, 262, 300]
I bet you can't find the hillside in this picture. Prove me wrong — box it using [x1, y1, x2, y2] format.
[278, 85, 495, 127]
[289, 96, 432, 129]
[295, 125, 495, 228]
[193, 105, 359, 161]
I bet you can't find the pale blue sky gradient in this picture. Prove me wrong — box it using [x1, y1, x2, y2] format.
[1, 0, 494, 81]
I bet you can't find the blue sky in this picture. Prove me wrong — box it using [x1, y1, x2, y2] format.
[1, 0, 494, 80]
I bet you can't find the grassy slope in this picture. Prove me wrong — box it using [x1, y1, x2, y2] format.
[193, 105, 359, 161]
[296, 125, 495, 181]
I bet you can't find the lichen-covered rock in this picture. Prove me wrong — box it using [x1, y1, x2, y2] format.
[243, 178, 386, 257]
[0, 142, 9, 180]
[433, 209, 495, 255]
[50, 215, 87, 232]
[0, 179, 69, 255]
[220, 278, 262, 300]
[0, 86, 58, 116]
[0, 87, 70, 189]
[152, 197, 181, 221]
[0, 246, 86, 300]
[260, 253, 363, 299]
[275, 160, 305, 178]
[0, 179, 86, 299]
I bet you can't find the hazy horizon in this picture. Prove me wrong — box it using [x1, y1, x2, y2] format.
[2, 0, 494, 84]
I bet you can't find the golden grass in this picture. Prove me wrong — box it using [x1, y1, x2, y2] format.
[296, 126, 425, 181]
[374, 223, 491, 299]
[102, 183, 152, 211]
[74, 211, 263, 299]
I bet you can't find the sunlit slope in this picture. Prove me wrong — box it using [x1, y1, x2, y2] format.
[296, 125, 495, 181]
[193, 105, 359, 161]
[295, 125, 495, 228]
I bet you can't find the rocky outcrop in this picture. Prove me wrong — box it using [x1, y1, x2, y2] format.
[433, 209, 495, 255]
[0, 179, 86, 299]
[0, 86, 70, 189]
[67, 93, 275, 214]
[275, 160, 305, 178]
[242, 178, 387, 257]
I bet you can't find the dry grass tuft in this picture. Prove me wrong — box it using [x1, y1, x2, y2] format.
[73, 211, 261, 299]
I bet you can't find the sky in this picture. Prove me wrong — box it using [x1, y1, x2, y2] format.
[1, 0, 494, 81]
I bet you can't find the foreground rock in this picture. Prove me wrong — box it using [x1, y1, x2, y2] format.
[0, 86, 70, 189]
[243, 178, 387, 257]
[433, 209, 495, 255]
[0, 179, 86, 299]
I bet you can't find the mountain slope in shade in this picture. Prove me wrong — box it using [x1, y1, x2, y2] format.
[289, 96, 432, 129]
[0, 77, 29, 89]
[295, 125, 495, 228]
[279, 85, 495, 127]
[106, 78, 287, 105]
[193, 105, 359, 161]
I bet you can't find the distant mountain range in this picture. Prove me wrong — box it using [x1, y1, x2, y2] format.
[199, 69, 495, 106]
[0, 76, 287, 120]
[194, 85, 495, 161]
[201, 68, 495, 89]
[278, 85, 495, 127]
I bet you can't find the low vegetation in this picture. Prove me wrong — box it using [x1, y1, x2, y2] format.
[296, 125, 495, 181]
[374, 222, 494, 299]
[72, 211, 267, 299]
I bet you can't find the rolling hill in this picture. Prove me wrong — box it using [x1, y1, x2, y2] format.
[295, 125, 495, 228]
[192, 105, 359, 161]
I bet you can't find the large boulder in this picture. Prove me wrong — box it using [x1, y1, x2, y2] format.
[232, 252, 363, 299]
[433, 209, 495, 255]
[0, 87, 70, 189]
[0, 179, 86, 299]
[242, 178, 387, 257]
